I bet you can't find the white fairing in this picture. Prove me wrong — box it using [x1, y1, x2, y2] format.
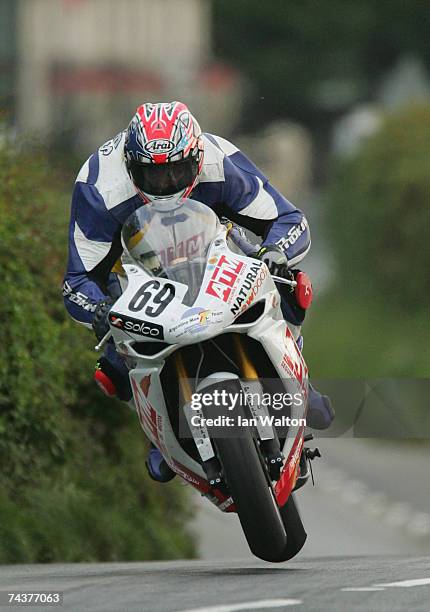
[109, 200, 308, 509]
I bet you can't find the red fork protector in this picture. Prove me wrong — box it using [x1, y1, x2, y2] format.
[294, 271, 313, 309]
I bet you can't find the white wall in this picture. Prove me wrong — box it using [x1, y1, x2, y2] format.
[17, 0, 211, 146]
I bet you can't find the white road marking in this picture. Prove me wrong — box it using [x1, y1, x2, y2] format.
[179, 599, 302, 612]
[374, 577, 430, 588]
[341, 587, 385, 592]
[342, 576, 430, 592]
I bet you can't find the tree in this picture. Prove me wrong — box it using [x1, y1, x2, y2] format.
[213, 1, 430, 129]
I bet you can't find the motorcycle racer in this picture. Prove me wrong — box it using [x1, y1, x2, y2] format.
[63, 101, 334, 480]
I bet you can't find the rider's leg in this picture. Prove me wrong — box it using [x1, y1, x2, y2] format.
[278, 283, 335, 430]
[94, 273, 133, 401]
[295, 335, 335, 430]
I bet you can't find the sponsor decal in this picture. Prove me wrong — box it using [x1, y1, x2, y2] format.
[206, 255, 245, 303]
[206, 255, 218, 271]
[160, 232, 205, 267]
[131, 376, 168, 457]
[276, 218, 308, 251]
[230, 262, 267, 316]
[198, 310, 211, 325]
[216, 496, 235, 512]
[168, 307, 223, 336]
[100, 131, 123, 156]
[62, 281, 97, 313]
[281, 327, 308, 390]
[288, 437, 303, 475]
[109, 312, 164, 339]
[281, 353, 306, 386]
[140, 375, 151, 397]
[62, 281, 72, 296]
[109, 314, 125, 329]
[274, 435, 304, 507]
[170, 459, 209, 491]
[143, 139, 175, 154]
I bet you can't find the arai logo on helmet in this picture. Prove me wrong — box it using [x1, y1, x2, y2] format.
[144, 139, 175, 154]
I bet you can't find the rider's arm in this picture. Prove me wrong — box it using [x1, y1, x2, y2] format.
[63, 172, 122, 328]
[208, 135, 311, 267]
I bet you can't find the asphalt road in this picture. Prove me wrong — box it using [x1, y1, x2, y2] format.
[194, 439, 430, 559]
[0, 556, 430, 611]
[1, 441, 428, 612]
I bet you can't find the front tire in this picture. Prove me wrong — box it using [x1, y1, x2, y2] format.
[215, 428, 288, 562]
[199, 375, 307, 562]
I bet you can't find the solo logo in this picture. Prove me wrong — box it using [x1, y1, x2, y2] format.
[109, 313, 164, 339]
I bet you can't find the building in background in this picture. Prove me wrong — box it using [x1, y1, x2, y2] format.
[10, 0, 240, 152]
[0, 0, 17, 127]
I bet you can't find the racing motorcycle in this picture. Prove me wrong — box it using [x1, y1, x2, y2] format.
[95, 197, 320, 563]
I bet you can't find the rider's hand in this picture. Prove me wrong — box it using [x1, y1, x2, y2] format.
[92, 298, 115, 341]
[256, 245, 292, 280]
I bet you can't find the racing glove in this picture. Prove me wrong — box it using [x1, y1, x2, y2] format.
[92, 298, 115, 341]
[256, 245, 292, 280]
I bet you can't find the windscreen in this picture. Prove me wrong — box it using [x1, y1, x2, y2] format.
[122, 198, 221, 305]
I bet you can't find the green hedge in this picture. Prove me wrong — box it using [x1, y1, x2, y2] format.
[326, 104, 430, 309]
[302, 106, 430, 439]
[0, 146, 195, 562]
[305, 105, 430, 381]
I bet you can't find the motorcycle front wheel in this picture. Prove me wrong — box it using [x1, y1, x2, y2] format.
[215, 422, 290, 562]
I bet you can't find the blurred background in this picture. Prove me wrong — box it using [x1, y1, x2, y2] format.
[0, 0, 429, 563]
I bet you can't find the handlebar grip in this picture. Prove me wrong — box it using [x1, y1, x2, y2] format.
[227, 226, 297, 287]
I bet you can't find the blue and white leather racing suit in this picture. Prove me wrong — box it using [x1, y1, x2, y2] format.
[63, 131, 311, 394]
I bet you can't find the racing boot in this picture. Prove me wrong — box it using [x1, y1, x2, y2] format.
[297, 336, 335, 430]
[307, 383, 335, 429]
[145, 444, 176, 483]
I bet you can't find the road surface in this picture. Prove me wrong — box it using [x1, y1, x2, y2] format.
[0, 556, 430, 611]
[1, 440, 428, 611]
[193, 439, 430, 559]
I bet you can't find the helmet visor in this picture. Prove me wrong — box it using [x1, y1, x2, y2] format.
[128, 158, 198, 196]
